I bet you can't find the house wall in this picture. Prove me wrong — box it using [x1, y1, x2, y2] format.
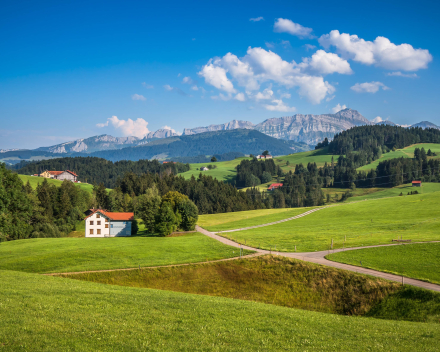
[40, 171, 52, 178]
[56, 171, 77, 182]
[110, 221, 132, 237]
[412, 183, 421, 187]
[85, 212, 110, 237]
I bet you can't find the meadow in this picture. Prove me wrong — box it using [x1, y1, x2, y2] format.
[328, 243, 440, 284]
[274, 147, 335, 172]
[0, 233, 252, 273]
[0, 269, 439, 351]
[179, 157, 250, 182]
[67, 255, 440, 323]
[18, 174, 107, 194]
[215, 191, 440, 252]
[198, 206, 316, 232]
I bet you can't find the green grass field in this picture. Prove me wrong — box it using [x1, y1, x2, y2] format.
[1, 270, 439, 351]
[275, 147, 336, 172]
[198, 207, 316, 232]
[357, 143, 440, 171]
[179, 157, 250, 182]
[0, 233, 252, 273]
[217, 191, 440, 252]
[328, 243, 440, 284]
[17, 174, 107, 194]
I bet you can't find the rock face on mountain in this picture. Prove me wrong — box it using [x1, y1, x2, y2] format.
[411, 121, 440, 129]
[182, 120, 255, 135]
[254, 109, 372, 145]
[145, 128, 181, 139]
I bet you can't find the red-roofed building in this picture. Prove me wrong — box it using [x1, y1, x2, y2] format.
[40, 170, 78, 182]
[412, 180, 422, 187]
[268, 183, 283, 191]
[84, 209, 134, 237]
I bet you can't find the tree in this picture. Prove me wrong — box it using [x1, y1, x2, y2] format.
[177, 199, 199, 231]
[136, 186, 161, 233]
[93, 183, 111, 210]
[161, 191, 189, 211]
[131, 219, 139, 235]
[211, 156, 217, 162]
[261, 171, 272, 183]
[155, 202, 177, 236]
[262, 150, 269, 156]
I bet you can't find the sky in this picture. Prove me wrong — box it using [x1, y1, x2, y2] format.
[1, 0, 439, 149]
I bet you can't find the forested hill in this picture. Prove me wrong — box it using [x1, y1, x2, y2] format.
[15, 157, 190, 188]
[90, 129, 297, 162]
[327, 125, 440, 155]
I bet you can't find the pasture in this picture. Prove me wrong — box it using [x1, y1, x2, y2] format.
[179, 157, 250, 182]
[198, 206, 316, 232]
[275, 147, 335, 172]
[0, 233, 252, 273]
[216, 192, 440, 252]
[328, 243, 440, 284]
[18, 174, 105, 194]
[0, 270, 439, 351]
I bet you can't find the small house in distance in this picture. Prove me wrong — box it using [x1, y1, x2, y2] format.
[40, 170, 78, 182]
[84, 209, 134, 237]
[256, 155, 273, 159]
[268, 183, 283, 191]
[200, 166, 209, 171]
[412, 180, 422, 187]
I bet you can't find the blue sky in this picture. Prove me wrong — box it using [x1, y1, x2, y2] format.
[1, 0, 439, 149]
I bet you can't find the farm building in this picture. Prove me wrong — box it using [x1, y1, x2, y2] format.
[412, 180, 422, 187]
[256, 155, 273, 159]
[40, 170, 78, 182]
[200, 167, 209, 171]
[84, 209, 134, 237]
[268, 183, 283, 191]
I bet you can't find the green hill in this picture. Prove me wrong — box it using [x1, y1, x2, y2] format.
[18, 174, 100, 194]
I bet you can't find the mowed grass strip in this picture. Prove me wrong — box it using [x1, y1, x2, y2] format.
[0, 233, 252, 274]
[198, 207, 316, 232]
[328, 243, 440, 284]
[1, 270, 439, 351]
[222, 192, 440, 252]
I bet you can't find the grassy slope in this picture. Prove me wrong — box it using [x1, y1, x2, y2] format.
[219, 191, 440, 252]
[328, 243, 440, 284]
[1, 270, 439, 351]
[275, 147, 336, 172]
[17, 174, 107, 194]
[357, 143, 440, 171]
[198, 207, 316, 232]
[0, 233, 252, 273]
[179, 157, 250, 182]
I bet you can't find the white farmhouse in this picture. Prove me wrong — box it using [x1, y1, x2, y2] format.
[84, 209, 134, 237]
[200, 167, 209, 171]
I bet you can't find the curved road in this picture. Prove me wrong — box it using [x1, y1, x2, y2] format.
[196, 225, 440, 292]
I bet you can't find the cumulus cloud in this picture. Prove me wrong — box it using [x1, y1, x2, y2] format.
[132, 94, 146, 101]
[319, 30, 432, 71]
[164, 84, 187, 96]
[304, 44, 317, 51]
[254, 87, 274, 100]
[351, 81, 390, 93]
[142, 82, 154, 89]
[387, 71, 419, 78]
[234, 92, 246, 101]
[182, 76, 197, 85]
[250, 16, 264, 22]
[199, 47, 336, 104]
[96, 116, 150, 138]
[263, 99, 296, 112]
[301, 50, 353, 75]
[331, 103, 347, 113]
[274, 18, 314, 39]
[372, 116, 384, 123]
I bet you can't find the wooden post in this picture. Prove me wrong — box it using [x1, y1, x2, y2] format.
[331, 238, 333, 250]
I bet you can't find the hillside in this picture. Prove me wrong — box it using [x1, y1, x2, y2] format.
[90, 129, 297, 162]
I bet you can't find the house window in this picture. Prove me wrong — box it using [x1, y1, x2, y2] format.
[97, 221, 101, 226]
[105, 224, 109, 228]
[90, 221, 94, 225]
[97, 229, 101, 235]
[96, 214, 100, 218]
[90, 229, 94, 235]
[111, 224, 113, 228]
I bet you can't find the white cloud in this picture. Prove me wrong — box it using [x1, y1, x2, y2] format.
[182, 76, 198, 85]
[326, 95, 335, 102]
[250, 17, 264, 22]
[319, 30, 432, 71]
[97, 116, 150, 138]
[199, 47, 336, 104]
[131, 94, 146, 101]
[387, 71, 419, 78]
[211, 93, 232, 101]
[163, 84, 187, 96]
[142, 82, 154, 89]
[198, 61, 236, 93]
[254, 87, 274, 100]
[372, 116, 384, 123]
[304, 44, 317, 51]
[274, 18, 314, 39]
[302, 50, 353, 75]
[265, 42, 275, 49]
[280, 92, 291, 99]
[351, 81, 390, 93]
[331, 103, 347, 113]
[234, 92, 246, 101]
[263, 99, 296, 112]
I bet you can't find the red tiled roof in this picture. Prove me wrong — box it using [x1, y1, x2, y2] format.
[412, 180, 422, 184]
[48, 171, 63, 175]
[66, 170, 78, 176]
[268, 183, 283, 190]
[84, 209, 134, 221]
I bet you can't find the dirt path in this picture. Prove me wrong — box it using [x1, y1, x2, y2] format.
[196, 225, 440, 292]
